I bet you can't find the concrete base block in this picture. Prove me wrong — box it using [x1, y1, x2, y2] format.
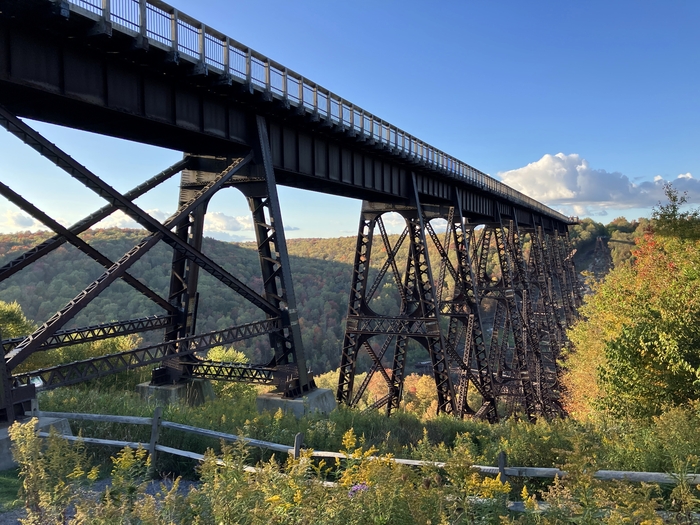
[256, 388, 336, 419]
[0, 417, 73, 471]
[136, 379, 215, 406]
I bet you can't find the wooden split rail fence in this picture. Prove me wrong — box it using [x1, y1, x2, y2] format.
[32, 408, 700, 486]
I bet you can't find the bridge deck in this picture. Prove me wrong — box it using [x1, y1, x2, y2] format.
[0, 0, 573, 229]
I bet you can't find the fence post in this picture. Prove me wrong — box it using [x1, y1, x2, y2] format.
[497, 451, 508, 484]
[147, 406, 163, 478]
[292, 433, 303, 460]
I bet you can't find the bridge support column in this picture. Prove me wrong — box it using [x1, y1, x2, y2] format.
[443, 200, 498, 422]
[491, 215, 542, 421]
[525, 224, 567, 418]
[157, 171, 209, 385]
[337, 176, 456, 416]
[243, 115, 313, 396]
[0, 346, 15, 425]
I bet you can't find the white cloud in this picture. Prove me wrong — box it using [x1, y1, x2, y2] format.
[7, 211, 38, 229]
[204, 212, 252, 234]
[380, 212, 406, 234]
[0, 210, 45, 232]
[498, 153, 700, 215]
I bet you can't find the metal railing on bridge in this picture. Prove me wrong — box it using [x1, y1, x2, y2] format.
[57, 0, 573, 224]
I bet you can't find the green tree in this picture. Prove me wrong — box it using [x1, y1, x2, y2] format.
[0, 300, 35, 339]
[652, 183, 700, 240]
[565, 221, 700, 419]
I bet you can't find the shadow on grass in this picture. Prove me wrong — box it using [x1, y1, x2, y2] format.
[0, 469, 20, 510]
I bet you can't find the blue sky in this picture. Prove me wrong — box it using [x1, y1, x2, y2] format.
[1, 0, 699, 241]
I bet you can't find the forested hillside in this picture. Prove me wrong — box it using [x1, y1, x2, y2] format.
[0, 217, 636, 376]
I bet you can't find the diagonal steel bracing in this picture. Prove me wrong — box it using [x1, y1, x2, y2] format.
[4, 146, 254, 370]
[13, 318, 281, 390]
[0, 158, 190, 284]
[2, 316, 172, 353]
[0, 108, 276, 321]
[0, 180, 173, 313]
[6, 234, 163, 369]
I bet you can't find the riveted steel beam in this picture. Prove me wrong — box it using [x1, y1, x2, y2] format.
[2, 316, 172, 354]
[13, 318, 281, 390]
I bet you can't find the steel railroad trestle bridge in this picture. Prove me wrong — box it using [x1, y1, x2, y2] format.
[0, 0, 581, 424]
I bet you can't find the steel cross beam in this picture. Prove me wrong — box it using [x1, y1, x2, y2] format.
[5, 149, 254, 369]
[345, 316, 441, 336]
[2, 316, 172, 353]
[188, 360, 276, 384]
[0, 180, 173, 312]
[12, 318, 282, 390]
[0, 108, 277, 318]
[0, 158, 189, 284]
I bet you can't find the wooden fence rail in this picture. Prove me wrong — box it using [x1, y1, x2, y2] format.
[33, 408, 700, 486]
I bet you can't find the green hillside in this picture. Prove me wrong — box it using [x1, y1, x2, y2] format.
[0, 220, 634, 376]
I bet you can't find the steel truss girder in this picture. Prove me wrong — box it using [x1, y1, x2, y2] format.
[187, 361, 275, 384]
[2, 316, 172, 353]
[12, 318, 281, 390]
[345, 316, 441, 337]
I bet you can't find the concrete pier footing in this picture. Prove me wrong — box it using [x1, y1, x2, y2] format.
[136, 379, 215, 406]
[256, 388, 336, 418]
